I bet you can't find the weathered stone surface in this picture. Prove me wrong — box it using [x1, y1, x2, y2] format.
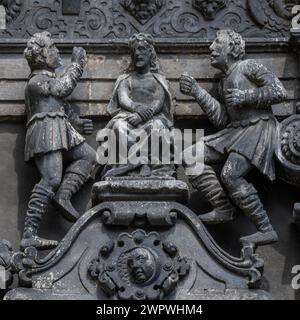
[3, 182, 268, 300]
[92, 179, 189, 205]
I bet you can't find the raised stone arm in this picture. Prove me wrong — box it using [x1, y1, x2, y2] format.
[180, 73, 229, 130]
[47, 47, 87, 98]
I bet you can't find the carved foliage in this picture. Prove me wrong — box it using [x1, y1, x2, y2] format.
[88, 230, 190, 300]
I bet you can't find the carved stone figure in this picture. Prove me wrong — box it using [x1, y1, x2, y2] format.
[247, 0, 295, 34]
[99, 33, 175, 179]
[0, 0, 21, 23]
[121, 0, 165, 24]
[21, 32, 97, 250]
[193, 0, 227, 20]
[180, 29, 287, 247]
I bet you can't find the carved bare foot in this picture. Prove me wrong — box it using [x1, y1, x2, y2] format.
[53, 196, 80, 222]
[20, 236, 58, 251]
[240, 230, 278, 247]
[200, 209, 236, 225]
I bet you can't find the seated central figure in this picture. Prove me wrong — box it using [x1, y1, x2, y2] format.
[99, 33, 175, 179]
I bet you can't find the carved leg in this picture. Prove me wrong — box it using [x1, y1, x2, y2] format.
[54, 160, 93, 222]
[221, 152, 278, 246]
[190, 165, 236, 224]
[21, 184, 58, 251]
[231, 184, 278, 246]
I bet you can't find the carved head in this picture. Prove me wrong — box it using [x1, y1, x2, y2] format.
[24, 32, 61, 71]
[128, 33, 159, 72]
[122, 0, 164, 23]
[127, 247, 156, 284]
[209, 29, 245, 71]
[193, 0, 227, 20]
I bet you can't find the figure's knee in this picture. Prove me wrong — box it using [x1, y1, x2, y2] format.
[221, 166, 236, 190]
[81, 144, 97, 166]
[182, 141, 205, 169]
[151, 119, 165, 131]
[114, 119, 129, 131]
[41, 175, 62, 192]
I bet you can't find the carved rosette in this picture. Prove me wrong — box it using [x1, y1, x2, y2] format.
[88, 230, 190, 300]
[276, 115, 300, 187]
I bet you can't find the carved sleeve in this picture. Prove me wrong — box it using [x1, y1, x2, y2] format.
[243, 59, 288, 108]
[194, 87, 229, 130]
[45, 63, 83, 98]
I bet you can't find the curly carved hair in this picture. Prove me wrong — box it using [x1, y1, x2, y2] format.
[217, 29, 246, 60]
[127, 33, 160, 73]
[24, 31, 53, 71]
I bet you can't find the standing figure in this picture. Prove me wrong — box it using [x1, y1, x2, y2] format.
[99, 33, 175, 179]
[22, 32, 97, 250]
[180, 29, 287, 247]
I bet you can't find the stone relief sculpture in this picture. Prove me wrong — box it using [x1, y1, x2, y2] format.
[21, 32, 97, 250]
[0, 32, 270, 301]
[180, 29, 287, 248]
[99, 33, 175, 179]
[121, 0, 165, 24]
[0, 0, 21, 24]
[192, 0, 227, 20]
[0, 0, 295, 40]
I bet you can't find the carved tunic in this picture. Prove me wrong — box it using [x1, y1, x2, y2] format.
[24, 64, 85, 161]
[198, 59, 287, 180]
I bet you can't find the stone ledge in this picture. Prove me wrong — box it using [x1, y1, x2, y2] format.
[92, 178, 189, 205]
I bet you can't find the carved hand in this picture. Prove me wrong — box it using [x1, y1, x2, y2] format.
[127, 113, 143, 127]
[72, 47, 87, 69]
[180, 73, 200, 98]
[135, 104, 154, 122]
[75, 118, 94, 135]
[225, 89, 246, 108]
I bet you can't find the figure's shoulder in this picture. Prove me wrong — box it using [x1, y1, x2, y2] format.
[27, 73, 52, 95]
[153, 72, 167, 81]
[27, 74, 46, 90]
[152, 73, 169, 87]
[240, 59, 264, 71]
[116, 73, 130, 83]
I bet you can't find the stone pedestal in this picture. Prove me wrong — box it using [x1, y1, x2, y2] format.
[4, 178, 270, 300]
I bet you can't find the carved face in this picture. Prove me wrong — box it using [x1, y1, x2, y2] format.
[193, 0, 226, 20]
[132, 41, 152, 69]
[127, 248, 156, 284]
[45, 40, 62, 69]
[209, 32, 232, 70]
[123, 0, 164, 23]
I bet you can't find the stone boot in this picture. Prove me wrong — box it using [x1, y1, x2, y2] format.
[54, 160, 93, 222]
[21, 184, 58, 251]
[190, 165, 236, 224]
[231, 184, 278, 247]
